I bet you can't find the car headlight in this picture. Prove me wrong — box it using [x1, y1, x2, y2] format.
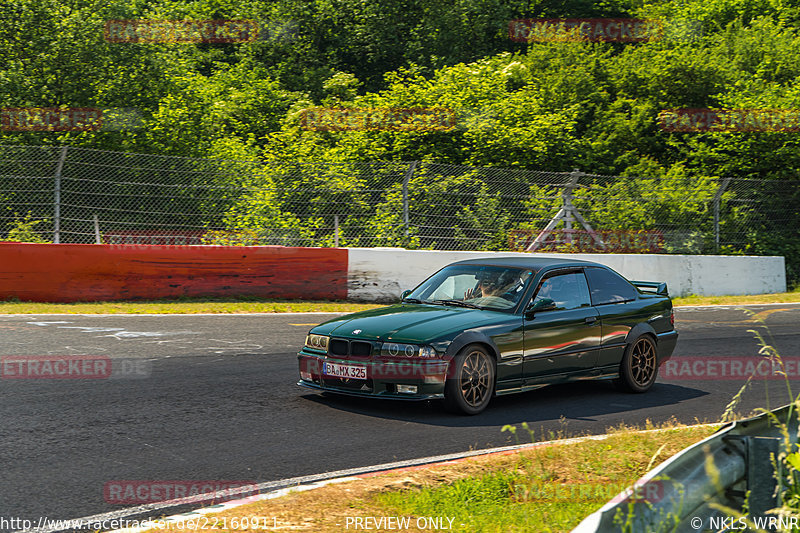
[304, 334, 329, 351]
[380, 343, 437, 358]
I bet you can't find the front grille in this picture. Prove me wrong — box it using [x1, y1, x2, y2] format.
[351, 341, 372, 357]
[329, 339, 349, 356]
[328, 338, 373, 358]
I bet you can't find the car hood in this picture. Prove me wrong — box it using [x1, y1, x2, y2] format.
[311, 304, 509, 343]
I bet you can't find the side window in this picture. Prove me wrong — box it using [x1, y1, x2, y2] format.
[584, 267, 638, 305]
[532, 272, 591, 311]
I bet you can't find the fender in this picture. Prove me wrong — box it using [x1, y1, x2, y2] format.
[624, 322, 658, 346]
[445, 330, 502, 361]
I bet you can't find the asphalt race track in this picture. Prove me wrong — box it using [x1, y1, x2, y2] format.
[2, 304, 800, 529]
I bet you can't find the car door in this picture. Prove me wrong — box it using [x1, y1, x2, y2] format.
[583, 266, 644, 369]
[522, 269, 601, 383]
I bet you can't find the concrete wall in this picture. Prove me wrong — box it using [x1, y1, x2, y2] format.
[347, 248, 786, 301]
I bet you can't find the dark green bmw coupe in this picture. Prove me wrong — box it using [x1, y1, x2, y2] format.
[297, 257, 677, 415]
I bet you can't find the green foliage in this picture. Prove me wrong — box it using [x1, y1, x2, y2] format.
[377, 424, 715, 532]
[2, 0, 800, 280]
[5, 213, 51, 243]
[144, 62, 302, 157]
[321, 72, 361, 104]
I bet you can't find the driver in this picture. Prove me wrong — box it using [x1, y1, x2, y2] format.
[466, 270, 517, 300]
[532, 277, 554, 305]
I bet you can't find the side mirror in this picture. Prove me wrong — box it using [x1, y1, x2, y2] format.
[401, 290, 412, 300]
[526, 298, 556, 317]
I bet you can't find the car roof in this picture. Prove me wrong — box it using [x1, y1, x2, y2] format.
[448, 256, 604, 270]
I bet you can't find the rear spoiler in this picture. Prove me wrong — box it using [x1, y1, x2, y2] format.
[631, 280, 669, 296]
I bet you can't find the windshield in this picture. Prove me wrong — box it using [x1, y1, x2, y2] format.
[405, 264, 534, 312]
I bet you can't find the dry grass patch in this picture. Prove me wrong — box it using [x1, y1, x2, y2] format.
[139, 423, 718, 533]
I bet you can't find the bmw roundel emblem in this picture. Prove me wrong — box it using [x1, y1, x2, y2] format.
[352, 329, 362, 334]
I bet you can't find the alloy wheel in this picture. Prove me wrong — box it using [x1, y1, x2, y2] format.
[630, 337, 657, 387]
[459, 350, 491, 407]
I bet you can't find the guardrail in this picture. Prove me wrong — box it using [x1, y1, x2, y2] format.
[573, 404, 797, 532]
[0, 242, 348, 302]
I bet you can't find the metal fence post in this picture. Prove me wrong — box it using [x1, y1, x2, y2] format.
[334, 214, 339, 247]
[403, 161, 418, 237]
[52, 146, 68, 244]
[562, 169, 581, 243]
[526, 169, 603, 251]
[93, 214, 101, 244]
[713, 177, 732, 253]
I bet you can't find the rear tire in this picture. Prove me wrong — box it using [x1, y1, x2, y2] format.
[443, 344, 495, 415]
[614, 335, 658, 393]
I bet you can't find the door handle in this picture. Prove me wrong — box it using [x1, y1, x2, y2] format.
[585, 316, 597, 324]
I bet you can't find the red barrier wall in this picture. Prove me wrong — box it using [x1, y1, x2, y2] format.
[0, 243, 348, 302]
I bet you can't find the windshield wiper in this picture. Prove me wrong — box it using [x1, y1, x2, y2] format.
[401, 297, 425, 304]
[431, 299, 482, 309]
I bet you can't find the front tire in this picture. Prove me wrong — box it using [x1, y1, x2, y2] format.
[444, 345, 495, 415]
[615, 335, 658, 393]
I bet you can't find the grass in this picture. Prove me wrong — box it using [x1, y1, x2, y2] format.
[372, 423, 716, 533]
[0, 288, 798, 314]
[137, 421, 718, 533]
[673, 287, 800, 307]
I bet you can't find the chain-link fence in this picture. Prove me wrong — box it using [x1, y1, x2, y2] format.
[1, 144, 798, 263]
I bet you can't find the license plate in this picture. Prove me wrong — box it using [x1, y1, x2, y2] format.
[323, 362, 367, 380]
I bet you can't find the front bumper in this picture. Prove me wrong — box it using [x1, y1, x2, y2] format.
[297, 351, 448, 400]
